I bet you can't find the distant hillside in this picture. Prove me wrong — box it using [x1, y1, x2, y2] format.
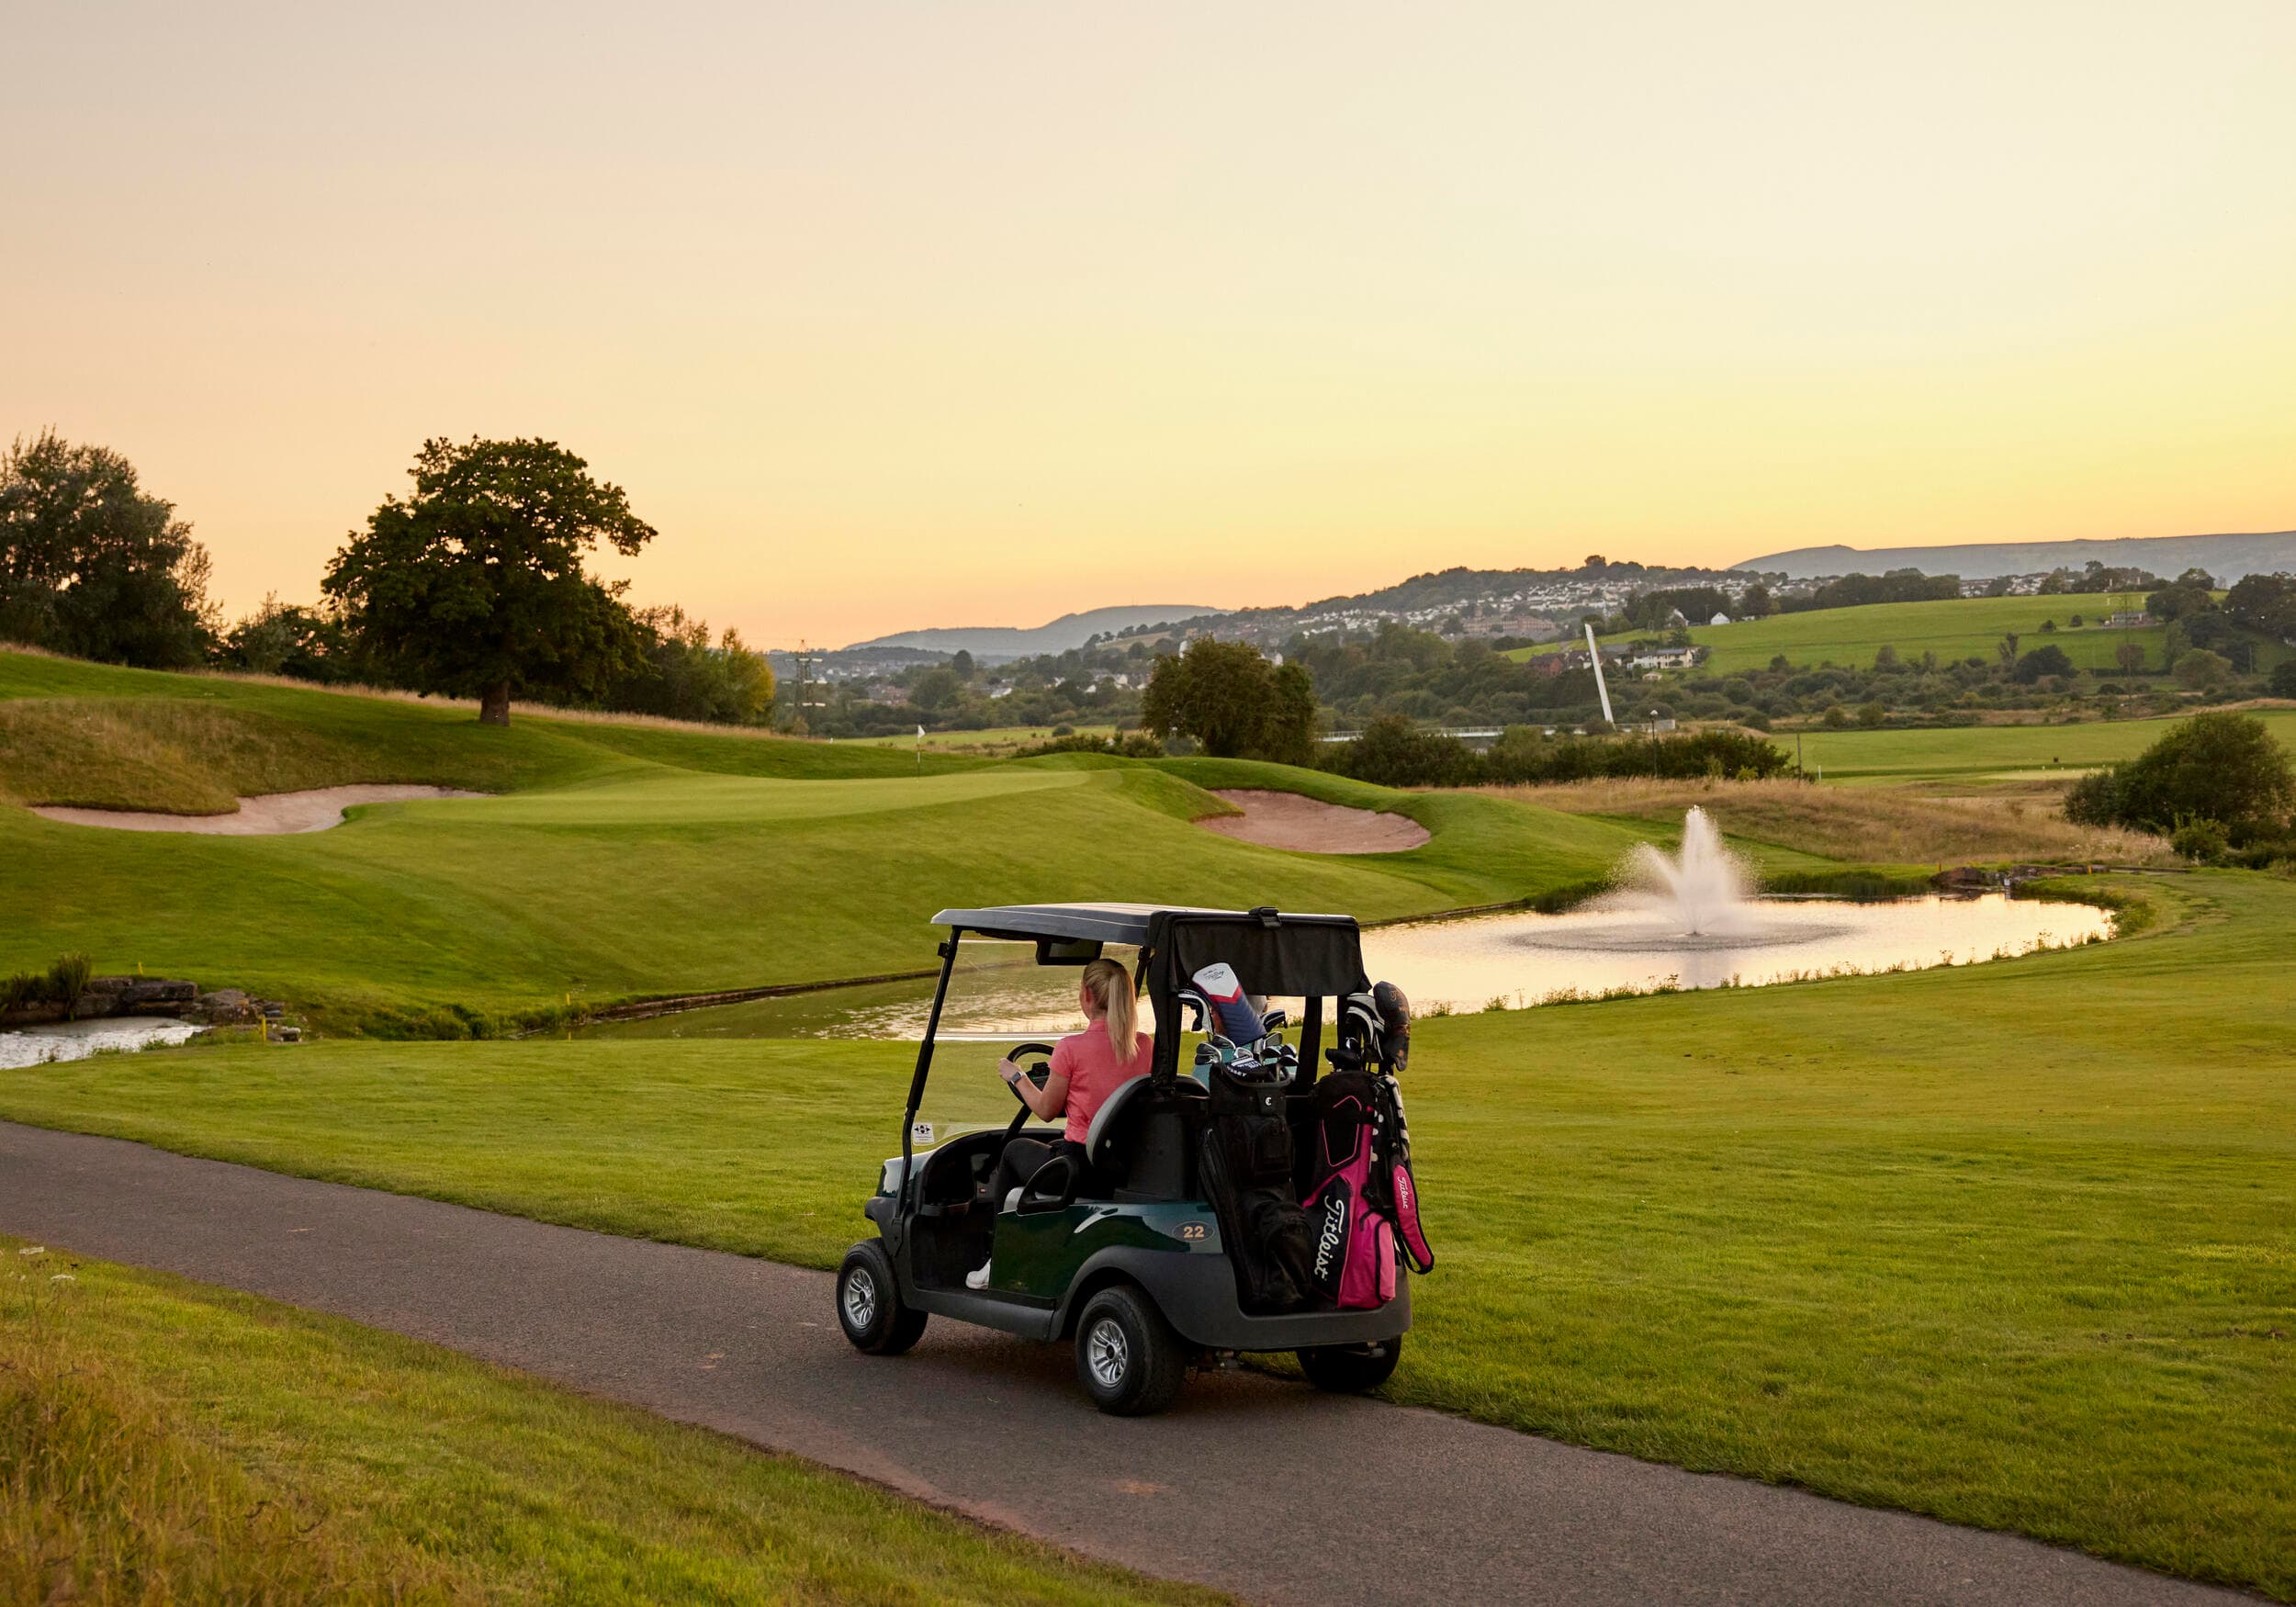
[844, 604, 1218, 660]
[1111, 562, 1742, 648]
[1735, 531, 2296, 583]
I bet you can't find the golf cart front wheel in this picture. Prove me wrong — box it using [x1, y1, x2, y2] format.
[1298, 1335, 1402, 1394]
[1074, 1285, 1187, 1415]
[837, 1240, 928, 1355]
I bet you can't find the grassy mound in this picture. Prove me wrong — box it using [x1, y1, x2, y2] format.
[0, 1242, 1223, 1605]
[10, 871, 2293, 1596]
[0, 651, 1654, 1029]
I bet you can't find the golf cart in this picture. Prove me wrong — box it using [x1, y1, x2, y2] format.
[835, 902, 1428, 1415]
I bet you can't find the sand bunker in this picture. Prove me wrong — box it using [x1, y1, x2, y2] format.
[29, 785, 485, 836]
[1195, 788, 1430, 854]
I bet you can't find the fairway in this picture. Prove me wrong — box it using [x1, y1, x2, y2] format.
[8, 871, 2292, 1599]
[0, 651, 1652, 1030]
[1789, 708, 2296, 786]
[1506, 594, 2193, 674]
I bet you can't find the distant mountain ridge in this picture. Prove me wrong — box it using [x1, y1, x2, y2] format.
[843, 604, 1220, 659]
[1733, 530, 2296, 583]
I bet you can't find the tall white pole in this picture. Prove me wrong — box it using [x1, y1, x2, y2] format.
[1585, 621, 1615, 726]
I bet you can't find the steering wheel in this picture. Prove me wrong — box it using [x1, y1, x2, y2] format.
[1001, 1041, 1057, 1140]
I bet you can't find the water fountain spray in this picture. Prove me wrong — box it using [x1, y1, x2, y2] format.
[1617, 807, 1751, 937]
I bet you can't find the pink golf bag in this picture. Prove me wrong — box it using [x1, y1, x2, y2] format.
[1301, 1070, 1434, 1309]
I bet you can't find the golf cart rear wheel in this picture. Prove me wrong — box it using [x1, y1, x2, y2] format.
[1298, 1335, 1402, 1394]
[1074, 1285, 1187, 1416]
[837, 1240, 928, 1355]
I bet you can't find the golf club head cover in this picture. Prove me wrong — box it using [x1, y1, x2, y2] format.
[1373, 980, 1412, 1073]
[1189, 961, 1266, 1045]
[1389, 1148, 1434, 1274]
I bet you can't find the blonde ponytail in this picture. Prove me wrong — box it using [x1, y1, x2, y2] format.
[1083, 957, 1138, 1058]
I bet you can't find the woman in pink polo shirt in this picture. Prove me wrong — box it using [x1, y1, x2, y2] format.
[967, 956, 1152, 1288]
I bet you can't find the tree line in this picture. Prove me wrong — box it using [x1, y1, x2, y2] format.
[0, 432, 772, 726]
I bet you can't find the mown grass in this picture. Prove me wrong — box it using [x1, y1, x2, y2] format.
[1791, 709, 2296, 788]
[0, 1241, 1226, 1605]
[8, 872, 2292, 1596]
[1505, 593, 2187, 674]
[0, 652, 1653, 1029]
[1493, 776, 2175, 867]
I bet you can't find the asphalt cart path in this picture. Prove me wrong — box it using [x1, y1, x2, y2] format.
[0, 1122, 2243, 1607]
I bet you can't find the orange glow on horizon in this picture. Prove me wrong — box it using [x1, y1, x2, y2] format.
[6, 2, 2293, 646]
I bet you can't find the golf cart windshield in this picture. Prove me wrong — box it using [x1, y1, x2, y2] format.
[908, 934, 1142, 1150]
[905, 904, 1369, 1159]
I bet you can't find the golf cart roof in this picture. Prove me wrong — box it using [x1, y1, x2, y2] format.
[930, 902, 1357, 947]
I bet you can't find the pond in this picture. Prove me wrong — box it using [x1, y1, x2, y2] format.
[572, 891, 2111, 1044]
[0, 1017, 203, 1070]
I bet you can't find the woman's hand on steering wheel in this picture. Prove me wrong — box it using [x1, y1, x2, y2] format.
[998, 1040, 1057, 1101]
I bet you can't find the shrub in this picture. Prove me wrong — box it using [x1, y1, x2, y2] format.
[1012, 731, 1165, 759]
[2275, 660, 2296, 699]
[2067, 712, 2295, 839]
[1856, 702, 1886, 729]
[1322, 715, 1476, 788]
[2174, 649, 2231, 690]
[2170, 818, 2231, 864]
[46, 952, 94, 1017]
[2013, 645, 2075, 683]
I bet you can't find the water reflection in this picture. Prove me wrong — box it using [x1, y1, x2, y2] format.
[575, 893, 2110, 1043]
[0, 1017, 202, 1069]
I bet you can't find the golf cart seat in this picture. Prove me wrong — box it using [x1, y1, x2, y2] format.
[1085, 1073, 1208, 1202]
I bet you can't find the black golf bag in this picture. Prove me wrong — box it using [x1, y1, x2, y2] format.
[1183, 969, 1319, 1312]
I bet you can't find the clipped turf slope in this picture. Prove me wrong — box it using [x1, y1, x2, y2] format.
[0, 651, 1649, 1028]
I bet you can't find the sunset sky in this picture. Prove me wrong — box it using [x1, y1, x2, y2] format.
[7, 2, 2294, 646]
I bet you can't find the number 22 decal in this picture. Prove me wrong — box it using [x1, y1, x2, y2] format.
[1176, 1221, 1208, 1241]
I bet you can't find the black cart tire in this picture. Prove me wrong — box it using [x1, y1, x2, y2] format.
[1074, 1285, 1187, 1416]
[837, 1240, 928, 1355]
[1298, 1335, 1403, 1394]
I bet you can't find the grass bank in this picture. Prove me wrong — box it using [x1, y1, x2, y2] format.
[0, 1241, 1223, 1605]
[1, 652, 1653, 1030]
[8, 873, 2292, 1596]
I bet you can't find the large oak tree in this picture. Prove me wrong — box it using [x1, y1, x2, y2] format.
[323, 437, 656, 725]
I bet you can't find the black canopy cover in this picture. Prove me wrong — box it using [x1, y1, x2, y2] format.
[920, 902, 1369, 1087]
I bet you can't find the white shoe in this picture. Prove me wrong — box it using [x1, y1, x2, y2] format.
[964, 1262, 991, 1290]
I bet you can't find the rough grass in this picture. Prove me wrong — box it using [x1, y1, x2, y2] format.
[1490, 776, 2177, 867]
[0, 698, 384, 813]
[9, 872, 2293, 1597]
[0, 1242, 1228, 1606]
